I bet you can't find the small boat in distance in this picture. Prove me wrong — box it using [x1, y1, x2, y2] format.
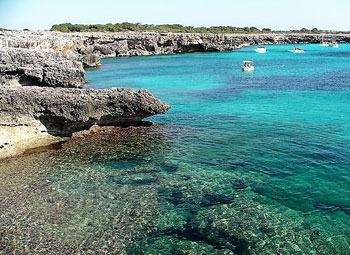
[254, 47, 267, 53]
[329, 42, 339, 48]
[241, 60, 255, 72]
[288, 47, 305, 53]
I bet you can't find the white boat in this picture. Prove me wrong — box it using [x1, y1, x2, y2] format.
[254, 47, 267, 53]
[329, 42, 339, 48]
[241, 60, 255, 72]
[288, 47, 305, 53]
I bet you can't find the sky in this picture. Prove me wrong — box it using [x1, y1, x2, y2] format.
[0, 0, 349, 31]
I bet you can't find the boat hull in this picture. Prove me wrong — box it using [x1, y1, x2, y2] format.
[255, 48, 267, 54]
[242, 66, 255, 72]
[288, 50, 305, 53]
[329, 43, 339, 48]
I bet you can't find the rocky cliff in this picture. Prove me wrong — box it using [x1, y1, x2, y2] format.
[0, 47, 86, 88]
[1, 30, 350, 59]
[2, 30, 349, 87]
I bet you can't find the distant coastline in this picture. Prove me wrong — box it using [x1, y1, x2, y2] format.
[50, 22, 350, 34]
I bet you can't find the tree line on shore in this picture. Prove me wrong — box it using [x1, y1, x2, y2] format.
[50, 23, 345, 34]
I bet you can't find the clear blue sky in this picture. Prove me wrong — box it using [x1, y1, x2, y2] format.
[0, 0, 349, 31]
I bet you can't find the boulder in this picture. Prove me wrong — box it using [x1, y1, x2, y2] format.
[81, 54, 101, 68]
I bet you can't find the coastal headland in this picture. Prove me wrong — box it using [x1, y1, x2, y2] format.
[1, 30, 350, 158]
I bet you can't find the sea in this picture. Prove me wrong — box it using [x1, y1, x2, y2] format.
[1, 44, 350, 254]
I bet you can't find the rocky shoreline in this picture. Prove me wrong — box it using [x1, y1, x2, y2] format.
[1, 30, 350, 159]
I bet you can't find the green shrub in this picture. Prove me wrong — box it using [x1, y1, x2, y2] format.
[50, 23, 343, 34]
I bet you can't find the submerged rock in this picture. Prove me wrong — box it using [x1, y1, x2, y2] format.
[128, 235, 234, 255]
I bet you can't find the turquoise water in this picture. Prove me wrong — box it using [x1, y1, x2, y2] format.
[87, 44, 350, 253]
[1, 44, 350, 254]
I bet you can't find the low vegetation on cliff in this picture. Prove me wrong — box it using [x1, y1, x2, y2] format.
[50, 23, 340, 34]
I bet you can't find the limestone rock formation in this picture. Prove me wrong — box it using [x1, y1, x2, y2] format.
[0, 47, 86, 88]
[0, 123, 59, 160]
[2, 30, 350, 60]
[81, 53, 101, 68]
[0, 30, 177, 159]
[0, 86, 170, 137]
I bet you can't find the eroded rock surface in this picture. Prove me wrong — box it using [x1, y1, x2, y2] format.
[0, 47, 85, 88]
[1, 30, 350, 59]
[0, 30, 174, 158]
[0, 86, 170, 137]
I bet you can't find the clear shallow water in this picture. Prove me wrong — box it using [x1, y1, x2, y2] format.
[1, 44, 350, 254]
